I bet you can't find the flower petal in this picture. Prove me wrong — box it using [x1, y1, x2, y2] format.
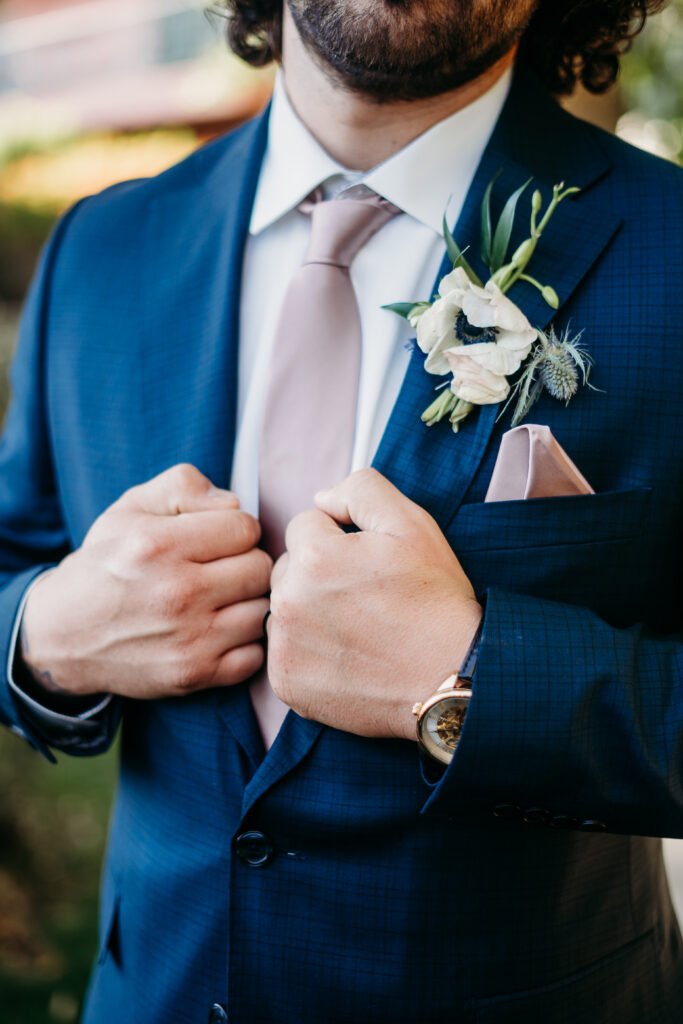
[416, 293, 462, 356]
[424, 333, 458, 375]
[496, 327, 536, 353]
[448, 341, 522, 376]
[446, 350, 510, 404]
[437, 266, 472, 298]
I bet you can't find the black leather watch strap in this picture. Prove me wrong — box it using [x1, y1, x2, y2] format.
[458, 616, 484, 685]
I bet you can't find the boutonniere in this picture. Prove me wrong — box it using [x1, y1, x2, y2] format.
[385, 177, 594, 432]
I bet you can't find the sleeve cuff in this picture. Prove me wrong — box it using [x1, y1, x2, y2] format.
[6, 570, 119, 754]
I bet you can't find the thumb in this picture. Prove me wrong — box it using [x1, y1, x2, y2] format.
[314, 468, 424, 536]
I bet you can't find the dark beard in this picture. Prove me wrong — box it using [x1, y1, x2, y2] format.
[286, 0, 538, 102]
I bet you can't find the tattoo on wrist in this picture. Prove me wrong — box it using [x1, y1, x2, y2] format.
[19, 619, 67, 695]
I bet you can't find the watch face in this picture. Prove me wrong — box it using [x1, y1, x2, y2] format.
[420, 692, 471, 764]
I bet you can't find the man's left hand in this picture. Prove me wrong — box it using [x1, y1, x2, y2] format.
[267, 469, 483, 741]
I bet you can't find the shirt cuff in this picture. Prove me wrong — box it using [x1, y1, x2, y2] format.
[7, 570, 113, 725]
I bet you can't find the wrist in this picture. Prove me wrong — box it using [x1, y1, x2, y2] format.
[393, 600, 483, 742]
[411, 607, 483, 762]
[20, 572, 99, 699]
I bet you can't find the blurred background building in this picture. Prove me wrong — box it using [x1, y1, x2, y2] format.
[0, 2, 682, 1021]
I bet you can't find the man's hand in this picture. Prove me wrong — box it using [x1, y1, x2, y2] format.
[267, 469, 482, 741]
[20, 464, 272, 699]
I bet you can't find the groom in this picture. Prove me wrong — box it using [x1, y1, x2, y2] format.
[1, 1, 682, 1021]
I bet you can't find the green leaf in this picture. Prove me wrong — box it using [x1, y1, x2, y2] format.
[479, 170, 501, 268]
[442, 215, 483, 286]
[381, 301, 424, 319]
[490, 177, 532, 272]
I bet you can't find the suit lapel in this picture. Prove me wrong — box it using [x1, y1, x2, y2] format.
[373, 67, 622, 529]
[140, 108, 269, 488]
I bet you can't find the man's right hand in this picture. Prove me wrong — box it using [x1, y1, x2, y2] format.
[19, 464, 272, 700]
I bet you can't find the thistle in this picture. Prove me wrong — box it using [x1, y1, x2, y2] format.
[506, 325, 595, 427]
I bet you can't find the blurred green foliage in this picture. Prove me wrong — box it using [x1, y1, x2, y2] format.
[620, 0, 683, 161]
[0, 730, 117, 1024]
[0, 204, 56, 303]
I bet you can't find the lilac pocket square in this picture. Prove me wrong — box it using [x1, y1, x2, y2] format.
[485, 424, 594, 503]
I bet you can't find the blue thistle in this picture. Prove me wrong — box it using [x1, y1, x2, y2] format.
[505, 325, 594, 426]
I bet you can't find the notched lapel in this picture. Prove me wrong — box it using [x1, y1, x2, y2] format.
[241, 713, 324, 818]
[373, 67, 622, 531]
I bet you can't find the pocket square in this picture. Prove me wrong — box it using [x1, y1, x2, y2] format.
[485, 424, 594, 502]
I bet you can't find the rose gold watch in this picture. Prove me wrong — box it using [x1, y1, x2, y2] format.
[412, 618, 482, 765]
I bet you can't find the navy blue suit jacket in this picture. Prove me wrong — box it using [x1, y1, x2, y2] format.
[1, 68, 682, 1022]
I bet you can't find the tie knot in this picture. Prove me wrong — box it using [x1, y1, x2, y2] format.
[301, 185, 400, 269]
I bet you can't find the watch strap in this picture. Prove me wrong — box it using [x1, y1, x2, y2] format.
[457, 616, 484, 685]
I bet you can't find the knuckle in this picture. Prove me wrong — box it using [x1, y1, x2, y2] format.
[297, 538, 326, 577]
[170, 462, 205, 490]
[171, 654, 202, 694]
[157, 576, 198, 620]
[355, 466, 378, 484]
[229, 510, 260, 550]
[166, 463, 208, 508]
[127, 523, 170, 565]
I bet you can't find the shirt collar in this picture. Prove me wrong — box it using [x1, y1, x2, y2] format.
[249, 67, 512, 237]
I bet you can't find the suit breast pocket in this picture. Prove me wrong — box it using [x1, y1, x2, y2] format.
[444, 487, 655, 625]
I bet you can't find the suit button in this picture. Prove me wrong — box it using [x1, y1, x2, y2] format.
[549, 814, 578, 830]
[522, 807, 551, 826]
[209, 1005, 228, 1024]
[492, 803, 522, 821]
[235, 830, 274, 867]
[578, 819, 607, 832]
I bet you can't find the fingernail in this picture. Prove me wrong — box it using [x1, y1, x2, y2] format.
[314, 488, 331, 502]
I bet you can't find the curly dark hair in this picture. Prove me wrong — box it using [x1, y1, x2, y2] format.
[219, 0, 666, 94]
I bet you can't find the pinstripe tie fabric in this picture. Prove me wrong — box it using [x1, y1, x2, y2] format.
[253, 186, 400, 747]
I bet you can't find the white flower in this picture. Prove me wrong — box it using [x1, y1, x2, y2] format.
[436, 265, 473, 298]
[416, 269, 536, 380]
[416, 293, 463, 374]
[446, 349, 511, 405]
[459, 280, 536, 353]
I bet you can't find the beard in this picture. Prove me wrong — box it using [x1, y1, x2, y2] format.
[286, 0, 539, 101]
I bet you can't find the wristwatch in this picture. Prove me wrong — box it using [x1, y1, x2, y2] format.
[412, 618, 483, 765]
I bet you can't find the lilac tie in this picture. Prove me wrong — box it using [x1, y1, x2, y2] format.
[252, 186, 400, 747]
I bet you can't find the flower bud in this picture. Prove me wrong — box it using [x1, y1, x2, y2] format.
[531, 190, 542, 215]
[542, 285, 559, 309]
[511, 237, 536, 267]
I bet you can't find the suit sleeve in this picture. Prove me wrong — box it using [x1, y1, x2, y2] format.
[0, 204, 121, 760]
[421, 585, 683, 838]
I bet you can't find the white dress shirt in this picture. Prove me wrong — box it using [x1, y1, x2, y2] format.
[9, 67, 511, 741]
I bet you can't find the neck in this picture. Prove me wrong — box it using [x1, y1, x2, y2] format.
[281, 7, 516, 172]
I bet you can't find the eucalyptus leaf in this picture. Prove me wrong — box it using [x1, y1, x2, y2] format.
[479, 170, 501, 268]
[490, 177, 532, 272]
[381, 301, 424, 319]
[442, 215, 483, 286]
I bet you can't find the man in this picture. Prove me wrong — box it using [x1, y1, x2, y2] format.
[0, 0, 681, 1020]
